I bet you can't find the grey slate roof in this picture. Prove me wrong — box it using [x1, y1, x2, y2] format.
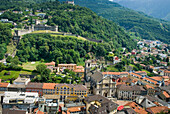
[85, 95, 118, 113]
[90, 71, 103, 83]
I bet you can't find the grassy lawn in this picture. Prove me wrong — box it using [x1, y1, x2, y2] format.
[0, 70, 38, 82]
[7, 43, 16, 55]
[31, 30, 87, 41]
[0, 70, 20, 81]
[107, 65, 119, 72]
[32, 30, 60, 34]
[51, 34, 86, 40]
[21, 61, 44, 71]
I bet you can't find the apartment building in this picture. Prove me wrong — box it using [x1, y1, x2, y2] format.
[85, 95, 118, 114]
[2, 92, 39, 112]
[117, 84, 147, 100]
[26, 83, 44, 96]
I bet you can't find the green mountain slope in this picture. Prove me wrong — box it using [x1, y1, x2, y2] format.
[0, 23, 12, 59]
[0, 0, 137, 51]
[114, 0, 170, 21]
[68, 0, 170, 44]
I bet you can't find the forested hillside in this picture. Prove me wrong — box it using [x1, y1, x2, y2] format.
[0, 23, 12, 59]
[113, 0, 170, 21]
[69, 0, 170, 44]
[36, 2, 136, 50]
[0, 0, 137, 51]
[0, 0, 55, 10]
[17, 34, 112, 63]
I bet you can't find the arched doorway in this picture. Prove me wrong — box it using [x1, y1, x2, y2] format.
[103, 92, 108, 97]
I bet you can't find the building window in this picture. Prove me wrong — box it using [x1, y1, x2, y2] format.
[105, 84, 108, 87]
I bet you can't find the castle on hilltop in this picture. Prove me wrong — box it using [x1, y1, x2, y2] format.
[66, 0, 74, 5]
[13, 20, 58, 40]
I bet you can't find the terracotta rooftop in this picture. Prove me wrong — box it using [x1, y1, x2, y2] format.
[67, 106, 85, 113]
[58, 64, 76, 66]
[150, 76, 163, 81]
[131, 72, 142, 79]
[73, 69, 84, 73]
[162, 76, 169, 79]
[145, 85, 154, 89]
[43, 83, 56, 89]
[164, 70, 170, 73]
[124, 102, 148, 114]
[163, 91, 170, 98]
[132, 79, 138, 83]
[135, 71, 147, 74]
[146, 106, 169, 114]
[143, 78, 157, 85]
[0, 83, 9, 88]
[102, 72, 129, 75]
[76, 66, 84, 69]
[45, 61, 55, 66]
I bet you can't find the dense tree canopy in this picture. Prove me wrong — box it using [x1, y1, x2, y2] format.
[72, 0, 170, 44]
[17, 34, 112, 63]
[0, 23, 12, 59]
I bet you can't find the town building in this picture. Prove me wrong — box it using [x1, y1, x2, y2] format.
[146, 106, 169, 114]
[58, 64, 77, 71]
[3, 106, 28, 114]
[13, 77, 30, 85]
[8, 84, 26, 92]
[102, 72, 129, 78]
[116, 84, 147, 100]
[54, 84, 88, 100]
[42, 83, 56, 95]
[0, 83, 10, 92]
[84, 95, 118, 114]
[144, 84, 155, 96]
[113, 56, 121, 64]
[2, 92, 39, 113]
[158, 91, 170, 102]
[26, 83, 44, 96]
[8, 78, 30, 92]
[73, 66, 84, 78]
[66, 0, 75, 5]
[62, 102, 86, 114]
[45, 61, 55, 67]
[164, 70, 170, 76]
[130, 72, 165, 87]
[124, 102, 148, 114]
[90, 71, 117, 98]
[134, 96, 157, 109]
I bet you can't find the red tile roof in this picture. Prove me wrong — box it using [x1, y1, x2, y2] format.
[73, 69, 84, 73]
[131, 73, 142, 79]
[124, 102, 148, 114]
[0, 83, 9, 88]
[135, 71, 147, 74]
[163, 91, 170, 98]
[67, 106, 86, 113]
[45, 61, 55, 66]
[76, 66, 84, 69]
[102, 72, 129, 75]
[164, 70, 170, 73]
[42, 83, 56, 89]
[146, 106, 169, 114]
[145, 85, 154, 89]
[150, 76, 163, 81]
